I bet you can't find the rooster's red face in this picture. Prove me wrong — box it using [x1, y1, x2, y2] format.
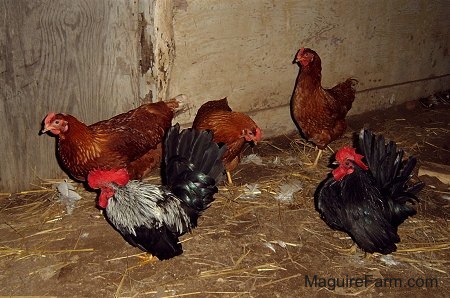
[98, 186, 115, 209]
[41, 112, 69, 135]
[332, 147, 368, 181]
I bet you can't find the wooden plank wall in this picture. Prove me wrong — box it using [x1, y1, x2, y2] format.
[0, 1, 152, 192]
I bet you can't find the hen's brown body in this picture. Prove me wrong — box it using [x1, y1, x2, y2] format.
[291, 48, 357, 165]
[192, 97, 262, 183]
[42, 98, 184, 181]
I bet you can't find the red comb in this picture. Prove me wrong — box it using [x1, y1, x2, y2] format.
[44, 112, 56, 126]
[299, 47, 305, 55]
[335, 147, 369, 170]
[335, 147, 357, 161]
[87, 168, 130, 188]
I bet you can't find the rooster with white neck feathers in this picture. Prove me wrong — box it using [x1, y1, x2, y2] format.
[88, 124, 226, 260]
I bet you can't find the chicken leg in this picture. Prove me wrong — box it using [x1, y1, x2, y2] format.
[226, 170, 233, 185]
[338, 243, 357, 255]
[312, 149, 323, 167]
[312, 145, 334, 166]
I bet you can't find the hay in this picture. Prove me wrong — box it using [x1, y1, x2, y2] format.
[199, 263, 287, 278]
[0, 246, 94, 259]
[396, 243, 450, 253]
[257, 273, 302, 288]
[161, 291, 251, 298]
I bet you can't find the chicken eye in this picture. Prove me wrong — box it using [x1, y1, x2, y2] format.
[54, 120, 60, 125]
[248, 131, 254, 136]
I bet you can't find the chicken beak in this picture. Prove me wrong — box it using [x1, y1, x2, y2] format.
[40, 127, 50, 135]
[331, 160, 339, 166]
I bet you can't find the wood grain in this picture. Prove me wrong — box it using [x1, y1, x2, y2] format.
[0, 0, 146, 192]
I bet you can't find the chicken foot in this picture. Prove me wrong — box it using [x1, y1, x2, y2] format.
[136, 253, 158, 265]
[337, 243, 358, 255]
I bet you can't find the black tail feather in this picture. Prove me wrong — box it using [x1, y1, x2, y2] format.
[387, 199, 418, 228]
[406, 180, 425, 195]
[358, 129, 424, 203]
[163, 124, 226, 212]
[358, 128, 424, 235]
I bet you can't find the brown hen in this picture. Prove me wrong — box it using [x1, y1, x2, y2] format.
[291, 47, 357, 166]
[41, 95, 186, 182]
[192, 97, 262, 184]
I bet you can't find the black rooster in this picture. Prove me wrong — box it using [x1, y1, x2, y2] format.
[87, 124, 226, 260]
[315, 129, 424, 254]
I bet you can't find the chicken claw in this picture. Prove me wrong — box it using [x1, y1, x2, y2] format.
[136, 253, 158, 265]
[338, 243, 357, 255]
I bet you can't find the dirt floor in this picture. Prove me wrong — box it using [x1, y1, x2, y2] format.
[1, 97, 449, 297]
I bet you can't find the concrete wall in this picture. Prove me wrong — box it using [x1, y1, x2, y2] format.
[168, 0, 450, 137]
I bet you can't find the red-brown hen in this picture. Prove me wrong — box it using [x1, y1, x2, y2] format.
[291, 47, 357, 166]
[192, 97, 262, 184]
[41, 95, 186, 182]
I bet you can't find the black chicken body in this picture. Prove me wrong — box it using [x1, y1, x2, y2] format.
[88, 124, 226, 260]
[315, 129, 424, 254]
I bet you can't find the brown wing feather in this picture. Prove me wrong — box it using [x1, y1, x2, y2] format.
[192, 98, 231, 128]
[91, 102, 172, 163]
[327, 78, 358, 115]
[55, 101, 176, 181]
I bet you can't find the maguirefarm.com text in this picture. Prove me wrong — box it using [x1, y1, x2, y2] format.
[305, 274, 438, 290]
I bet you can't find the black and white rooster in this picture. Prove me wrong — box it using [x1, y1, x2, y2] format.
[87, 124, 226, 260]
[315, 129, 424, 254]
